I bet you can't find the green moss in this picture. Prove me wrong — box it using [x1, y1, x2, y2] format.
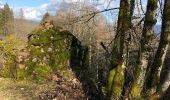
[130, 63, 143, 97]
[149, 0, 158, 10]
[32, 64, 52, 81]
[112, 64, 125, 97]
[107, 63, 125, 98]
[131, 84, 141, 98]
[107, 68, 116, 93]
[26, 20, 75, 80]
[17, 69, 28, 80]
[145, 0, 158, 25]
[30, 47, 42, 56]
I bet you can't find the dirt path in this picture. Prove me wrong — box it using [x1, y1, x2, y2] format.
[0, 78, 56, 100]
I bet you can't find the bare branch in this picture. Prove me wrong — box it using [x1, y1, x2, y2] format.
[71, 7, 119, 23]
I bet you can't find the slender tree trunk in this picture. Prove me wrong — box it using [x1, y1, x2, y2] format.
[157, 58, 170, 93]
[107, 0, 134, 99]
[130, 0, 158, 97]
[145, 0, 170, 95]
[121, 0, 135, 99]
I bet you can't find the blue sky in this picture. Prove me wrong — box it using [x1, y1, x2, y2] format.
[0, 0, 59, 20]
[0, 0, 49, 8]
[0, 0, 162, 25]
[0, 0, 145, 20]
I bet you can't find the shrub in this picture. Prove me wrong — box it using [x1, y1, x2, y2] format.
[0, 35, 21, 79]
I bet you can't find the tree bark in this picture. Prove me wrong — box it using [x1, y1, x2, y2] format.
[146, 0, 170, 95]
[107, 0, 134, 99]
[160, 85, 170, 99]
[130, 0, 158, 97]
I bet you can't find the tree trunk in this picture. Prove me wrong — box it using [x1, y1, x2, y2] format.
[160, 85, 170, 99]
[130, 0, 158, 97]
[107, 0, 134, 99]
[145, 0, 170, 95]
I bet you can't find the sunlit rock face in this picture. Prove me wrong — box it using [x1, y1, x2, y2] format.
[26, 19, 88, 80]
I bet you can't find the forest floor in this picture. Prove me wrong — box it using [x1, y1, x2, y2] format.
[0, 75, 86, 100]
[0, 78, 56, 100]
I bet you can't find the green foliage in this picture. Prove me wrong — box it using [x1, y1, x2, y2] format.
[0, 35, 21, 78]
[17, 69, 28, 80]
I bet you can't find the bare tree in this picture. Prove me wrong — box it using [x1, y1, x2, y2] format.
[107, 0, 135, 99]
[130, 0, 158, 97]
[144, 0, 170, 96]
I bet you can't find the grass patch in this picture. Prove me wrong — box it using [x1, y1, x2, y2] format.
[0, 78, 56, 100]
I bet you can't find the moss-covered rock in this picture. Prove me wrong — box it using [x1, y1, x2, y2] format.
[0, 18, 88, 82]
[26, 20, 88, 81]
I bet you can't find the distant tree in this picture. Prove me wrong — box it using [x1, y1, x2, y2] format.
[14, 8, 37, 41]
[18, 8, 24, 21]
[2, 3, 14, 35]
[16, 8, 25, 34]
[40, 12, 50, 24]
[0, 8, 3, 34]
